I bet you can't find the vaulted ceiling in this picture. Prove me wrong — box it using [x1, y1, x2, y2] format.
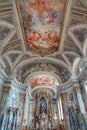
[0, 0, 87, 93]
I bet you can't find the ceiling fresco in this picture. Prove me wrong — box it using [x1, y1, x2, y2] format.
[30, 74, 57, 88]
[16, 0, 66, 55]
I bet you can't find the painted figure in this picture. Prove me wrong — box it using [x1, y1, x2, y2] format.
[18, 0, 65, 54]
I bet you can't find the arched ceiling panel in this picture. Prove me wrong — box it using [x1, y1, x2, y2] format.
[13, 58, 71, 85]
[80, 0, 87, 8]
[47, 53, 69, 66]
[63, 51, 80, 68]
[67, 25, 87, 53]
[64, 41, 83, 56]
[0, 20, 16, 53]
[72, 57, 81, 76]
[1, 56, 11, 76]
[15, 0, 68, 56]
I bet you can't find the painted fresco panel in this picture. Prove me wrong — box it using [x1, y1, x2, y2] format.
[30, 75, 57, 88]
[17, 0, 66, 55]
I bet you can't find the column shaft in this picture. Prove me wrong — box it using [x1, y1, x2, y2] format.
[74, 85, 87, 130]
[0, 78, 4, 100]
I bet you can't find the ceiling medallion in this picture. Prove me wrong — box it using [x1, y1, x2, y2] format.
[16, 0, 67, 55]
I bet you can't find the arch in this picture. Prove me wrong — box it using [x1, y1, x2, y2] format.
[80, 0, 87, 8]
[83, 38, 87, 56]
[0, 20, 16, 53]
[0, 56, 11, 76]
[62, 52, 74, 69]
[68, 24, 87, 56]
[13, 57, 72, 74]
[25, 71, 62, 85]
[4, 51, 24, 70]
[72, 57, 81, 76]
[12, 57, 72, 86]
[63, 51, 80, 69]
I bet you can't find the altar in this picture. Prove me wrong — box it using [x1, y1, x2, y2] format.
[28, 89, 59, 130]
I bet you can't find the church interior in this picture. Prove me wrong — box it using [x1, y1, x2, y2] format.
[0, 0, 87, 130]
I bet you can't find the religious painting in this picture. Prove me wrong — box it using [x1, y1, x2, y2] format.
[16, 0, 66, 55]
[39, 97, 47, 114]
[30, 75, 57, 88]
[69, 93, 74, 101]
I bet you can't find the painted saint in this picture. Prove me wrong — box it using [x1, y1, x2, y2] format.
[18, 0, 66, 54]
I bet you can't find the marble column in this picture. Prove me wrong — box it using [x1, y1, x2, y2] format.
[81, 80, 87, 112]
[0, 78, 5, 129]
[22, 89, 29, 130]
[0, 78, 5, 100]
[73, 83, 87, 130]
[1, 107, 10, 130]
[61, 93, 68, 130]
[0, 87, 10, 130]
[53, 99, 60, 129]
[13, 108, 18, 130]
[20, 93, 26, 130]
